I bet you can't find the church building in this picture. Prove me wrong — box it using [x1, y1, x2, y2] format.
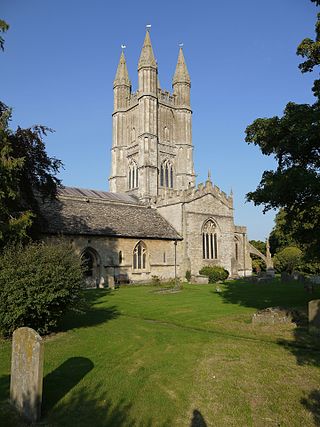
[41, 30, 252, 285]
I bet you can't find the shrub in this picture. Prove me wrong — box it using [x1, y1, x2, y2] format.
[185, 270, 191, 282]
[273, 246, 302, 274]
[199, 265, 229, 283]
[151, 275, 161, 285]
[0, 242, 83, 337]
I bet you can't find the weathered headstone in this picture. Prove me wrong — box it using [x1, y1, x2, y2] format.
[99, 276, 105, 288]
[108, 276, 115, 289]
[252, 307, 297, 325]
[308, 299, 320, 333]
[10, 327, 44, 423]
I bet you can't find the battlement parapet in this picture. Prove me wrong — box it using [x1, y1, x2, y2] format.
[154, 179, 233, 208]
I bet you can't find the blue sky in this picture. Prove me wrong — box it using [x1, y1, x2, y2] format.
[1, 0, 318, 240]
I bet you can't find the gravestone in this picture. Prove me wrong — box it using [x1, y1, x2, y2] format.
[108, 276, 115, 289]
[10, 327, 44, 422]
[308, 299, 320, 333]
[252, 307, 297, 325]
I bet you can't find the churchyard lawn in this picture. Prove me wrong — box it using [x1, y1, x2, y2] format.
[1, 279, 320, 426]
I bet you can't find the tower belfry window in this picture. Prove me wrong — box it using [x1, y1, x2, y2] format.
[160, 160, 174, 189]
[160, 165, 164, 186]
[128, 160, 138, 190]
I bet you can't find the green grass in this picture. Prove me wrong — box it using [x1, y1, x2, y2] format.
[1, 279, 320, 426]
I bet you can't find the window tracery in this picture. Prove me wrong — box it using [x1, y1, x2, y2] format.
[128, 160, 138, 190]
[202, 220, 218, 259]
[133, 241, 147, 270]
[160, 160, 174, 189]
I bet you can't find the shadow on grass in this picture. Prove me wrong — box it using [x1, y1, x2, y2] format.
[190, 409, 207, 426]
[220, 278, 320, 422]
[219, 278, 320, 311]
[301, 389, 320, 426]
[42, 357, 94, 414]
[45, 382, 167, 427]
[59, 289, 120, 332]
[0, 374, 9, 401]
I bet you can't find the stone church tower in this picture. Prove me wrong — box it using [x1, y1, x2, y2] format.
[109, 30, 195, 201]
[38, 30, 253, 287]
[109, 30, 252, 278]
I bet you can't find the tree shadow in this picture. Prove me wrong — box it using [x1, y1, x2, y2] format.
[45, 382, 158, 427]
[42, 357, 94, 414]
[0, 374, 9, 401]
[190, 409, 207, 427]
[219, 278, 320, 311]
[220, 278, 320, 423]
[59, 289, 120, 332]
[301, 389, 320, 426]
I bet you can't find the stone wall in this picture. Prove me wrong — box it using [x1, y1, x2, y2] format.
[47, 234, 180, 284]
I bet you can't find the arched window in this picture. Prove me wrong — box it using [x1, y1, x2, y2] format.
[133, 241, 147, 270]
[128, 160, 138, 190]
[82, 251, 94, 277]
[160, 160, 174, 189]
[81, 248, 100, 279]
[234, 237, 239, 261]
[164, 126, 170, 141]
[165, 163, 169, 187]
[160, 164, 164, 186]
[131, 127, 136, 143]
[119, 250, 123, 265]
[202, 220, 218, 260]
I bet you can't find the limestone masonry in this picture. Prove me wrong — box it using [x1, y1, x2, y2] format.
[42, 30, 252, 284]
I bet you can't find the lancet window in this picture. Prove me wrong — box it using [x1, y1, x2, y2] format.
[202, 220, 218, 260]
[235, 237, 239, 261]
[133, 241, 147, 270]
[160, 160, 174, 189]
[128, 160, 138, 190]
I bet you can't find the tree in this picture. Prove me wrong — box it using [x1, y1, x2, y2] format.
[273, 247, 303, 274]
[0, 102, 63, 248]
[0, 242, 83, 336]
[269, 210, 297, 255]
[249, 240, 266, 272]
[0, 19, 9, 51]
[0, 21, 62, 248]
[245, 2, 320, 261]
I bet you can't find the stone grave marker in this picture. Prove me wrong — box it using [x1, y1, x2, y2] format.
[108, 276, 115, 289]
[308, 299, 320, 333]
[10, 327, 44, 422]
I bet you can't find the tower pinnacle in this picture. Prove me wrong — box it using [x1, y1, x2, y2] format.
[113, 51, 130, 88]
[173, 47, 190, 85]
[138, 30, 157, 69]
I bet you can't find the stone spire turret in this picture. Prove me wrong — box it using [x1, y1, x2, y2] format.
[138, 30, 157, 69]
[173, 47, 190, 85]
[137, 29, 158, 201]
[173, 47, 191, 107]
[113, 51, 131, 87]
[113, 51, 131, 111]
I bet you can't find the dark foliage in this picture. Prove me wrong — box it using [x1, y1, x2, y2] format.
[245, 1, 320, 262]
[0, 102, 63, 248]
[199, 265, 229, 283]
[0, 242, 83, 336]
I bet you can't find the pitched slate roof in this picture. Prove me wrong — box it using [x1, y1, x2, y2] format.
[39, 187, 181, 240]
